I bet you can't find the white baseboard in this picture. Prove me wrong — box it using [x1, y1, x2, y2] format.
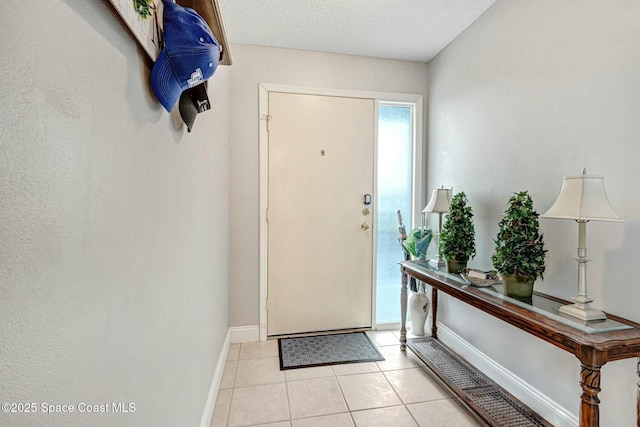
[229, 325, 260, 343]
[436, 322, 578, 427]
[373, 322, 402, 331]
[199, 330, 231, 427]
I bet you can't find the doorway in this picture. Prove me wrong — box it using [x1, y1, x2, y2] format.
[259, 84, 423, 340]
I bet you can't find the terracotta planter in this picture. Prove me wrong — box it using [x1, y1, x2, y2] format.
[502, 273, 535, 299]
[446, 259, 467, 274]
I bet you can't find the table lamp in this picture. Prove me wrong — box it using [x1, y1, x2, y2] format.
[423, 186, 452, 269]
[541, 169, 622, 321]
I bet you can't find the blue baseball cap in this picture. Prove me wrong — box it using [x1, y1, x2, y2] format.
[151, 0, 221, 112]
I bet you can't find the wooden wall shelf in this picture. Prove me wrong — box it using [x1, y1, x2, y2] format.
[109, 0, 232, 65]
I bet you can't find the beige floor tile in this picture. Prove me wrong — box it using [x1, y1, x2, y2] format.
[331, 361, 380, 376]
[228, 383, 289, 427]
[337, 372, 402, 411]
[291, 412, 355, 427]
[375, 345, 423, 371]
[240, 340, 279, 360]
[287, 376, 348, 419]
[285, 365, 334, 382]
[245, 422, 291, 427]
[365, 331, 400, 347]
[228, 343, 241, 361]
[235, 357, 285, 387]
[407, 399, 483, 427]
[210, 388, 232, 427]
[383, 368, 452, 404]
[351, 405, 419, 427]
[217, 336, 485, 427]
[220, 360, 238, 389]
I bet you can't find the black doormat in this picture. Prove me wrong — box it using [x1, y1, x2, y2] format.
[278, 332, 384, 370]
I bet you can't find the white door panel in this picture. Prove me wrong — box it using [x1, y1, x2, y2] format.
[267, 92, 375, 336]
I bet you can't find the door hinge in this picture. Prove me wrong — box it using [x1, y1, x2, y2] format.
[266, 298, 269, 312]
[262, 114, 272, 131]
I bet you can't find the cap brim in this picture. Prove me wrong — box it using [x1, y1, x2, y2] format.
[150, 49, 182, 112]
[179, 92, 198, 132]
[179, 82, 210, 132]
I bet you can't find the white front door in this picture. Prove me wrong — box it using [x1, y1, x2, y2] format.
[267, 92, 375, 336]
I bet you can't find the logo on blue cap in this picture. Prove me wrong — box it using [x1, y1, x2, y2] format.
[151, 0, 220, 112]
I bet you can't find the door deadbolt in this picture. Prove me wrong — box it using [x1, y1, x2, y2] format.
[361, 223, 370, 231]
[362, 208, 370, 216]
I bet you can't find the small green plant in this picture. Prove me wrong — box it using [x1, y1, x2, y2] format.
[491, 191, 547, 279]
[439, 192, 476, 261]
[134, 0, 153, 18]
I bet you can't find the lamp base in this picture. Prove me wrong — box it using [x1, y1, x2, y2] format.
[559, 303, 607, 321]
[428, 257, 446, 271]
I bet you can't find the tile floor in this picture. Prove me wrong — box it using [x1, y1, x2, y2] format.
[210, 330, 484, 427]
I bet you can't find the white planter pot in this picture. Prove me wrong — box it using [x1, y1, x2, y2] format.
[408, 288, 429, 336]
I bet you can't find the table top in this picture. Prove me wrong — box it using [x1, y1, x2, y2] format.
[401, 260, 640, 364]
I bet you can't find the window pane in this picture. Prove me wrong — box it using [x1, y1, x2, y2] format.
[376, 105, 412, 324]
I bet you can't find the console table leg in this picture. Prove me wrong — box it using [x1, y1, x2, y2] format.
[431, 288, 438, 339]
[400, 270, 408, 351]
[636, 358, 639, 427]
[579, 363, 601, 427]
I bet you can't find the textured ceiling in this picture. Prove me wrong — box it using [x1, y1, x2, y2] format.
[216, 0, 497, 63]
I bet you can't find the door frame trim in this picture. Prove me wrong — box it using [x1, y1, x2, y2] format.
[258, 83, 424, 341]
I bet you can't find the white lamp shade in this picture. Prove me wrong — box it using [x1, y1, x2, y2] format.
[542, 172, 621, 222]
[422, 187, 452, 214]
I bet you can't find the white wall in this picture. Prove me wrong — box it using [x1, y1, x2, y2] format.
[227, 44, 429, 327]
[428, 1, 640, 425]
[0, 2, 230, 426]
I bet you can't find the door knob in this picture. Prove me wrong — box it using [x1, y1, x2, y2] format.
[361, 222, 370, 231]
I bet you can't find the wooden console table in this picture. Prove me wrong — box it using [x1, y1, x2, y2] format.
[400, 260, 640, 427]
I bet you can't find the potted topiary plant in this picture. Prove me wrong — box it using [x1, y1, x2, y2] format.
[491, 191, 547, 300]
[439, 192, 476, 273]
